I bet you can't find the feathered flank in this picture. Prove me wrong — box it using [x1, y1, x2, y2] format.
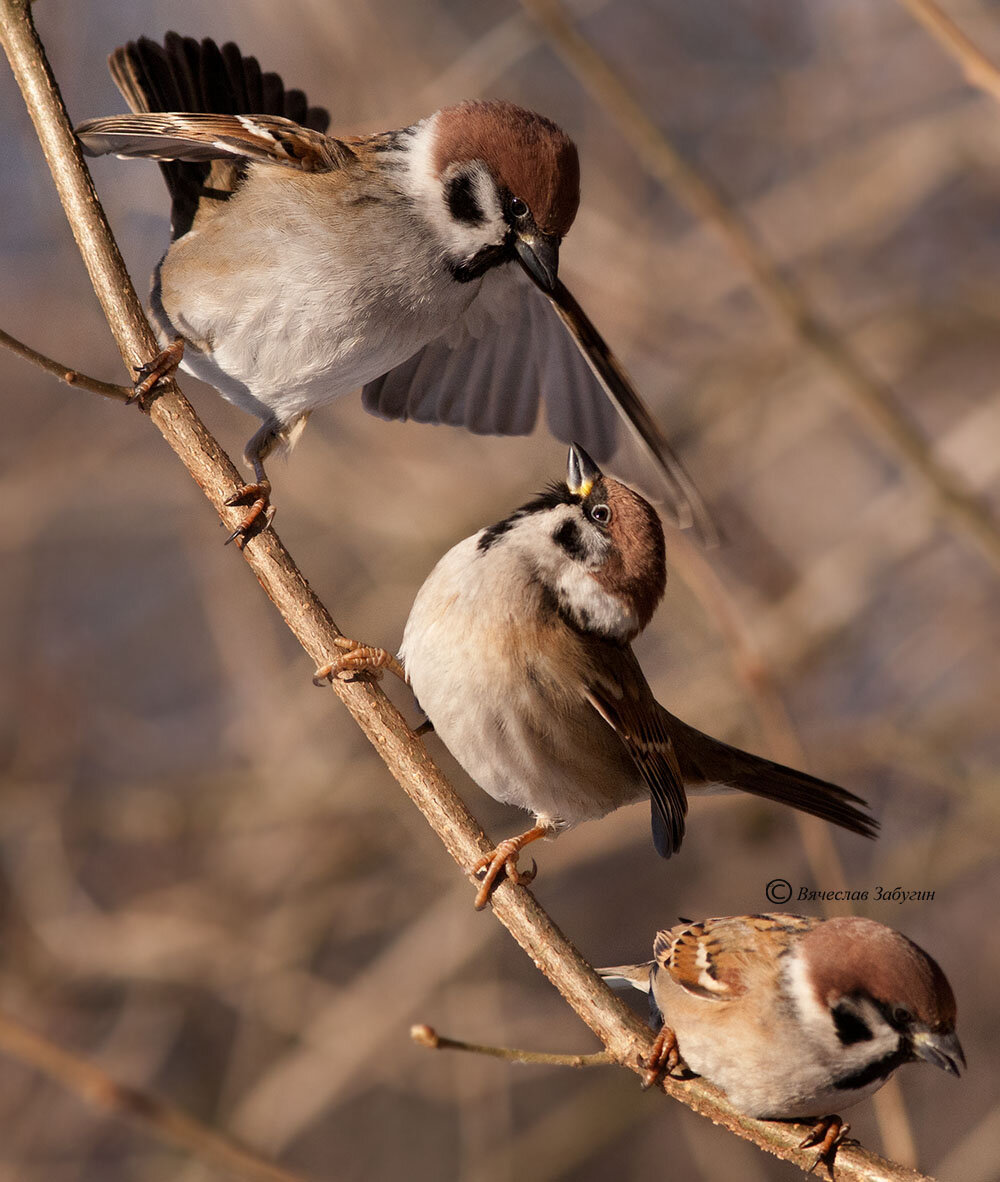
[432, 100, 580, 238]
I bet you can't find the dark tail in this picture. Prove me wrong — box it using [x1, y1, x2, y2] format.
[107, 34, 329, 236]
[667, 713, 879, 839]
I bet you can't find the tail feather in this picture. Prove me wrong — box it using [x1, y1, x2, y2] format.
[104, 33, 329, 237]
[668, 714, 879, 840]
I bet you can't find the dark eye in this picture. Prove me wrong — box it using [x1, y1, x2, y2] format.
[589, 504, 611, 525]
[509, 196, 529, 219]
[893, 1006, 913, 1026]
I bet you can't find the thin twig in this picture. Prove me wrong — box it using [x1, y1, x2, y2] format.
[0, 326, 130, 400]
[519, 0, 1000, 578]
[0, 1008, 309, 1182]
[0, 3, 936, 1178]
[897, 0, 1000, 104]
[411, 1023, 615, 1068]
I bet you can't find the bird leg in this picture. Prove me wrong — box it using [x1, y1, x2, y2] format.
[799, 1114, 850, 1179]
[128, 337, 184, 407]
[472, 824, 551, 910]
[224, 430, 276, 547]
[639, 1025, 681, 1089]
[314, 637, 406, 685]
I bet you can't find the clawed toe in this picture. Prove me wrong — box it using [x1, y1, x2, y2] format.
[471, 827, 550, 910]
[313, 638, 405, 685]
[800, 1115, 850, 1178]
[223, 480, 273, 546]
[639, 1026, 681, 1089]
[129, 338, 184, 408]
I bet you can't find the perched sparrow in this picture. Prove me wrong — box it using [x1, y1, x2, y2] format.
[319, 444, 876, 908]
[75, 33, 712, 542]
[600, 913, 962, 1161]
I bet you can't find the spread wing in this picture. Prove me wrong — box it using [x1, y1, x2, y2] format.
[363, 266, 716, 540]
[362, 266, 624, 463]
[583, 644, 687, 857]
[76, 112, 354, 172]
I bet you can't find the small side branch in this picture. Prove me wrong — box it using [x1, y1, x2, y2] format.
[411, 1023, 615, 1068]
[0, 326, 130, 400]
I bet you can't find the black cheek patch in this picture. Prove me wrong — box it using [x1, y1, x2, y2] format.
[552, 519, 588, 561]
[446, 173, 485, 225]
[832, 1003, 874, 1046]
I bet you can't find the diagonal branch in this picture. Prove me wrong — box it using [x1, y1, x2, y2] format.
[519, 0, 1000, 578]
[896, 0, 1000, 104]
[0, 3, 934, 1178]
[0, 1008, 310, 1182]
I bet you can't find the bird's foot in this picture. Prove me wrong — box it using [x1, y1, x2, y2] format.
[223, 480, 274, 547]
[128, 338, 184, 408]
[800, 1114, 851, 1179]
[639, 1025, 682, 1089]
[313, 637, 406, 685]
[472, 826, 549, 910]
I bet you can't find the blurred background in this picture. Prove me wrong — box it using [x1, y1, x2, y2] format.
[2, 0, 999, 1178]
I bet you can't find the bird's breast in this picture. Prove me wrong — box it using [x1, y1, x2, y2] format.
[400, 539, 646, 823]
[156, 166, 478, 419]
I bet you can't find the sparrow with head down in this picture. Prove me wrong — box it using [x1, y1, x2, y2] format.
[600, 913, 963, 1168]
[76, 33, 712, 542]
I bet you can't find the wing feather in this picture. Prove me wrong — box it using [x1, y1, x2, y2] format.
[363, 268, 618, 459]
[76, 112, 354, 173]
[583, 644, 687, 857]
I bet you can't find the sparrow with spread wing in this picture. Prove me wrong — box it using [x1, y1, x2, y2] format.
[77, 33, 713, 542]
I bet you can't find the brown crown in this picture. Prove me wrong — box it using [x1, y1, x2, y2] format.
[804, 917, 957, 1031]
[433, 100, 580, 238]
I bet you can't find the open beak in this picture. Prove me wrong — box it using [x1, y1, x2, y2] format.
[514, 231, 560, 293]
[567, 443, 602, 497]
[912, 1029, 965, 1076]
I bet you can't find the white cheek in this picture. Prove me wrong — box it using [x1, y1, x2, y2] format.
[405, 117, 506, 262]
[555, 565, 637, 640]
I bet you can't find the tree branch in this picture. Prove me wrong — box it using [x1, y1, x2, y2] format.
[0, 326, 131, 399]
[0, 3, 935, 1178]
[410, 1023, 615, 1068]
[519, 0, 1000, 579]
[897, 0, 1000, 104]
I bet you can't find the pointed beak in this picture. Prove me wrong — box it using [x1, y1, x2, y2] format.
[912, 1029, 965, 1076]
[567, 442, 603, 497]
[514, 231, 559, 293]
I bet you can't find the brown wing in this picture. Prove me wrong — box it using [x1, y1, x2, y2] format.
[584, 644, 687, 857]
[76, 33, 338, 238]
[655, 914, 817, 1001]
[76, 112, 352, 172]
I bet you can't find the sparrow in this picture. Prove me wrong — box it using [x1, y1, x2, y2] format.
[600, 913, 963, 1165]
[75, 33, 713, 543]
[318, 444, 877, 909]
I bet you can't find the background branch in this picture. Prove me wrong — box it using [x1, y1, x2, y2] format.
[897, 0, 1000, 103]
[519, 0, 1000, 578]
[0, 1, 941, 1178]
[0, 1008, 309, 1182]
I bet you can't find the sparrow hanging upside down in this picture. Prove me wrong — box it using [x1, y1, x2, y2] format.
[319, 444, 877, 909]
[76, 33, 713, 543]
[601, 913, 962, 1172]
